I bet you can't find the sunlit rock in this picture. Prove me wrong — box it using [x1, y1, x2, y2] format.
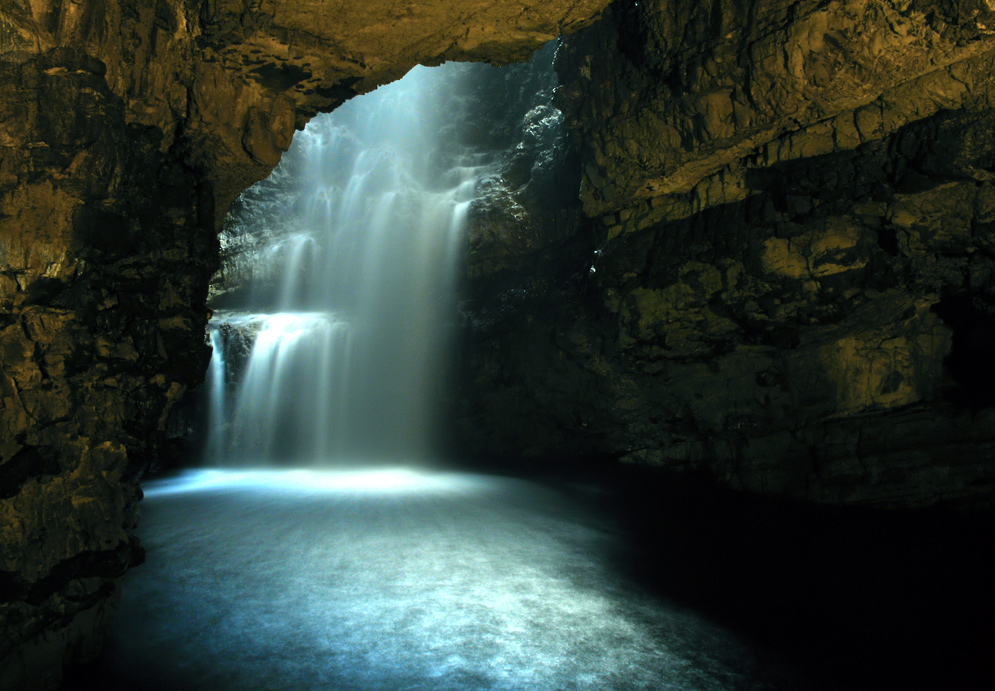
[453, 0, 995, 510]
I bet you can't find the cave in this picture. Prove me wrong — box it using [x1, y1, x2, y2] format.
[2, 1, 995, 689]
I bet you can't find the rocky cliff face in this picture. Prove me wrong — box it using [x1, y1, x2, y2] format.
[4, 0, 995, 686]
[454, 0, 995, 507]
[0, 1, 610, 687]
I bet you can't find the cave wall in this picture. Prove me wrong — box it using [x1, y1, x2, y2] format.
[5, 0, 995, 686]
[455, 0, 995, 507]
[0, 1, 611, 687]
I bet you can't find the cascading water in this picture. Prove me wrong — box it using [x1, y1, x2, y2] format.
[97, 47, 827, 691]
[205, 63, 490, 464]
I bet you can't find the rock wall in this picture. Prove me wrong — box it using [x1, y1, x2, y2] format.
[0, 1, 611, 687]
[454, 0, 995, 507]
[5, 0, 995, 685]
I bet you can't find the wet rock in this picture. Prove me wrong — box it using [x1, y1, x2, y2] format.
[453, 0, 995, 510]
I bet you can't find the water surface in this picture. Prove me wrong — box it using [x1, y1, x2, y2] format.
[84, 468, 803, 691]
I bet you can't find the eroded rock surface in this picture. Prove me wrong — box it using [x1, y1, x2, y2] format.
[454, 0, 995, 507]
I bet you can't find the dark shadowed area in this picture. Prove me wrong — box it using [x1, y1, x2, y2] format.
[64, 466, 993, 691]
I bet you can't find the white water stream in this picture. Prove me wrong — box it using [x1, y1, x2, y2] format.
[206, 63, 489, 464]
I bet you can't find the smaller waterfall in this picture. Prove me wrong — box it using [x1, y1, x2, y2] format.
[219, 313, 352, 462]
[203, 325, 227, 461]
[205, 62, 494, 466]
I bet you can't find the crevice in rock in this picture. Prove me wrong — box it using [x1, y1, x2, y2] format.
[0, 446, 60, 500]
[933, 291, 995, 408]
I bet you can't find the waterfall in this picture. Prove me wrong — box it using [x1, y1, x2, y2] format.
[206, 63, 491, 465]
[203, 325, 227, 460]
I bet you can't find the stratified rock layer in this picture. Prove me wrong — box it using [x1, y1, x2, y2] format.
[0, 1, 610, 687]
[455, 0, 995, 507]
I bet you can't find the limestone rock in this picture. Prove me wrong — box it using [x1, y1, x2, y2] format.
[453, 0, 995, 509]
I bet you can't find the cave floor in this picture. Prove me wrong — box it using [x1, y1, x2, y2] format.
[64, 467, 810, 691]
[64, 465, 992, 691]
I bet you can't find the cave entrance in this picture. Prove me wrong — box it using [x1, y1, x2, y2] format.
[83, 47, 819, 691]
[203, 61, 491, 465]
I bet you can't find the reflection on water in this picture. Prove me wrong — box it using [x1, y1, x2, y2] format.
[97, 469, 800, 691]
[143, 468, 488, 497]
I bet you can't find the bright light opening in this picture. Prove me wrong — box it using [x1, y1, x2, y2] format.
[143, 468, 481, 498]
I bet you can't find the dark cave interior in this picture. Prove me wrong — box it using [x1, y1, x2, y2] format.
[2, 1, 995, 689]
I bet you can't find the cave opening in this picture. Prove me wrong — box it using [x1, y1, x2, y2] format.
[5, 3, 995, 690]
[53, 34, 992, 690]
[66, 50, 814, 691]
[203, 60, 479, 466]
